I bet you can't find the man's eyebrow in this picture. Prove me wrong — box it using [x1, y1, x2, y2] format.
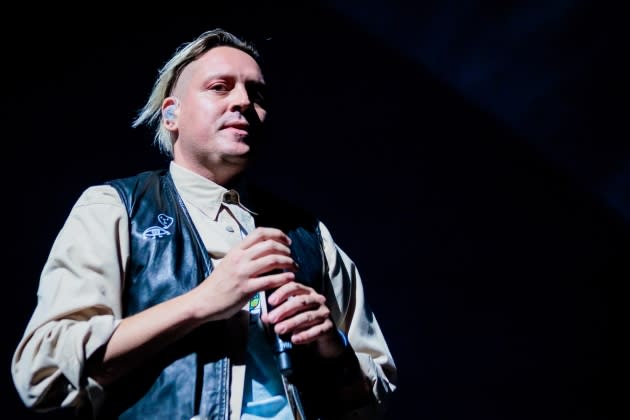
[202, 72, 265, 83]
[202, 72, 230, 81]
[246, 80, 267, 87]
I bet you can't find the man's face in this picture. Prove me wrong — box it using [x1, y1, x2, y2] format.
[168, 46, 267, 179]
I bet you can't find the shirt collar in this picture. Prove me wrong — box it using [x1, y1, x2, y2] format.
[169, 161, 257, 220]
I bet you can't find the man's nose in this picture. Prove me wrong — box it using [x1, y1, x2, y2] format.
[230, 84, 251, 112]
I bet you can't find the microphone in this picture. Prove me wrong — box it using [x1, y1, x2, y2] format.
[266, 291, 294, 377]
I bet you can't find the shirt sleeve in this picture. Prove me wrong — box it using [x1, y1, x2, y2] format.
[318, 221, 398, 411]
[11, 185, 129, 413]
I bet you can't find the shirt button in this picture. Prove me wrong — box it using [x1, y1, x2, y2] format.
[223, 190, 239, 204]
[225, 225, 235, 233]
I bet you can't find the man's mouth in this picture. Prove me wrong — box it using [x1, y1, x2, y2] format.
[223, 121, 250, 135]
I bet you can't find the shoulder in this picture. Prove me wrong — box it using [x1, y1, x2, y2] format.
[104, 168, 169, 210]
[106, 169, 167, 190]
[74, 184, 125, 208]
[70, 169, 167, 211]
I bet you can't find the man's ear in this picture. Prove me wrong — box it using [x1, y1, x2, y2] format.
[162, 97, 179, 128]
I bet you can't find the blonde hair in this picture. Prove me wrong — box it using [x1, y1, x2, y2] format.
[132, 28, 260, 157]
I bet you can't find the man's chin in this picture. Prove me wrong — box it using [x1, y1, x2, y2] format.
[222, 152, 252, 166]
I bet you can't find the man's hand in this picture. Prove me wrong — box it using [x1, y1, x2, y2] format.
[261, 282, 346, 359]
[193, 227, 297, 322]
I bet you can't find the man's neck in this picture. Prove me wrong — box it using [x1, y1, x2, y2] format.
[171, 159, 248, 187]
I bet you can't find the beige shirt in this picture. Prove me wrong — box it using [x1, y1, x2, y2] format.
[12, 161, 397, 419]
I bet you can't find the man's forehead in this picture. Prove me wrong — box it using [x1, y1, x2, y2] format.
[172, 47, 263, 94]
[194, 46, 263, 78]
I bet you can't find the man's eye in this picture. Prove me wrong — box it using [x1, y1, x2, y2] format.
[210, 83, 228, 91]
[250, 88, 267, 104]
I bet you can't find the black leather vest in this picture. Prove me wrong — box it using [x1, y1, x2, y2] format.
[102, 169, 325, 420]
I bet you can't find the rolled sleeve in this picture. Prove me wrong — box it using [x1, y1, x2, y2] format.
[11, 185, 129, 412]
[318, 221, 398, 407]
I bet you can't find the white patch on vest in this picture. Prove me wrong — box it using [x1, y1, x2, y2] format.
[142, 213, 174, 239]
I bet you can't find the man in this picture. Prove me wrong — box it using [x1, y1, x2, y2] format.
[12, 28, 397, 419]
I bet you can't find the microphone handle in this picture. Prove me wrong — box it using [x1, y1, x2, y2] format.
[267, 295, 294, 377]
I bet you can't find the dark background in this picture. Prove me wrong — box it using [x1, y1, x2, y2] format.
[2, 1, 627, 419]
